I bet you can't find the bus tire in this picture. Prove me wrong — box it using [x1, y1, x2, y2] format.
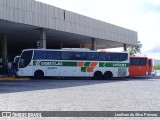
[34, 70, 44, 79]
[104, 71, 113, 80]
[94, 71, 103, 80]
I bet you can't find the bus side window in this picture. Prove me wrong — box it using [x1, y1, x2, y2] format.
[98, 53, 106, 61]
[87, 53, 98, 61]
[130, 58, 139, 65]
[139, 58, 147, 66]
[74, 52, 87, 60]
[33, 51, 46, 60]
[61, 52, 73, 60]
[111, 53, 120, 61]
[119, 53, 128, 61]
[47, 51, 61, 60]
[105, 53, 112, 61]
[148, 60, 151, 66]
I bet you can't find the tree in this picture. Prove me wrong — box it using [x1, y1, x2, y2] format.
[153, 64, 160, 70]
[128, 47, 134, 56]
[128, 41, 142, 56]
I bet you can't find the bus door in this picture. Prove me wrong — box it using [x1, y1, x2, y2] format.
[148, 59, 152, 75]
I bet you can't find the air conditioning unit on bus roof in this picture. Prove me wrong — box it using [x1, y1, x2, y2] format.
[62, 48, 91, 51]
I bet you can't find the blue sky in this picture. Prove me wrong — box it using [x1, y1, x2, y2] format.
[36, 0, 160, 59]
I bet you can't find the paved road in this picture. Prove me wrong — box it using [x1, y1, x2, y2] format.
[0, 76, 160, 120]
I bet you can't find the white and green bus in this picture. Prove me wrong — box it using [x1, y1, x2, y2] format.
[17, 49, 129, 79]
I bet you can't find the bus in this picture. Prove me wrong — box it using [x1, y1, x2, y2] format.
[13, 55, 20, 75]
[129, 56, 152, 76]
[148, 58, 153, 75]
[17, 49, 129, 79]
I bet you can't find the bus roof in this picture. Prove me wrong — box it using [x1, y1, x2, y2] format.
[21, 48, 129, 53]
[130, 56, 148, 58]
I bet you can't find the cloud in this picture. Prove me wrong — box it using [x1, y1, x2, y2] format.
[141, 1, 160, 13]
[141, 45, 160, 59]
[147, 45, 160, 53]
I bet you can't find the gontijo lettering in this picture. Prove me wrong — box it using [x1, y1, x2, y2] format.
[40, 62, 62, 66]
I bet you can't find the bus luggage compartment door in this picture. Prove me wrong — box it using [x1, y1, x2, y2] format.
[118, 68, 127, 77]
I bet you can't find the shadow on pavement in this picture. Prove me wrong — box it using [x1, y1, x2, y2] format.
[0, 77, 129, 94]
[0, 76, 159, 94]
[129, 76, 160, 80]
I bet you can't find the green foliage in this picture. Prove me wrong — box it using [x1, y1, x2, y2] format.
[128, 47, 134, 56]
[153, 64, 160, 70]
[128, 41, 142, 56]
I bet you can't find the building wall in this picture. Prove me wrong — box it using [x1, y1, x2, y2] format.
[0, 0, 137, 45]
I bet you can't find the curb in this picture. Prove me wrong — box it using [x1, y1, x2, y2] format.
[0, 76, 30, 80]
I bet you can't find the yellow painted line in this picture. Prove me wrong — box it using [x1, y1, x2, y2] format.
[0, 77, 30, 80]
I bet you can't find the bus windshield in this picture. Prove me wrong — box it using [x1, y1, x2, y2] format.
[129, 57, 149, 77]
[130, 58, 147, 66]
[19, 50, 33, 68]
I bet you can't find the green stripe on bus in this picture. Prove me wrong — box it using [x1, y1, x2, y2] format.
[33, 61, 36, 66]
[99, 62, 105, 67]
[84, 62, 91, 67]
[99, 63, 129, 67]
[81, 67, 87, 72]
[33, 61, 129, 68]
[63, 62, 77, 66]
[33, 61, 77, 66]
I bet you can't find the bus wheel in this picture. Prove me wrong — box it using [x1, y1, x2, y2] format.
[104, 71, 113, 80]
[34, 70, 44, 79]
[94, 71, 103, 80]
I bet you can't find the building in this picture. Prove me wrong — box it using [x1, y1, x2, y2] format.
[0, 0, 138, 70]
